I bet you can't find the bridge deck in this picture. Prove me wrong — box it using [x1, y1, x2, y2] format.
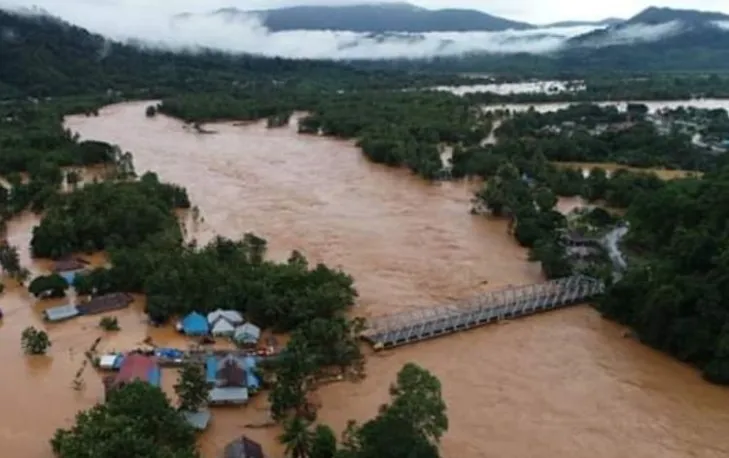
[362, 275, 604, 349]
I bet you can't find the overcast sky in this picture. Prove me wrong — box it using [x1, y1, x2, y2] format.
[1, 0, 729, 24]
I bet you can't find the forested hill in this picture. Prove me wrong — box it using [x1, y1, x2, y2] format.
[0, 9, 458, 98]
[355, 7, 729, 73]
[224, 2, 533, 32]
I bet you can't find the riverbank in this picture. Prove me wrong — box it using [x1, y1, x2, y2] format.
[2, 100, 729, 458]
[63, 102, 729, 458]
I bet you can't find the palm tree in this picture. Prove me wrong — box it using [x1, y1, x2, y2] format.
[279, 415, 313, 458]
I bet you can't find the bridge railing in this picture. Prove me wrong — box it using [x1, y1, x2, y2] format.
[364, 275, 604, 339]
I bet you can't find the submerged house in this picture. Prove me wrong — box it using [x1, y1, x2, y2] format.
[208, 355, 249, 405]
[207, 309, 244, 326]
[182, 409, 212, 431]
[43, 304, 80, 322]
[211, 318, 236, 337]
[77, 293, 134, 316]
[98, 353, 124, 370]
[221, 436, 264, 458]
[233, 323, 261, 346]
[208, 309, 243, 337]
[180, 312, 209, 336]
[205, 354, 262, 405]
[104, 353, 160, 396]
[53, 258, 89, 285]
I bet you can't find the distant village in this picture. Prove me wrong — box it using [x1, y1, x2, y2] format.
[538, 104, 729, 155]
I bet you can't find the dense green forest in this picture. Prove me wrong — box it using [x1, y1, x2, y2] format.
[29, 173, 189, 258]
[0, 10, 489, 99]
[599, 167, 729, 383]
[489, 104, 719, 171]
[0, 97, 122, 224]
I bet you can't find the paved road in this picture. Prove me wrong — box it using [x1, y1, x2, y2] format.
[600, 225, 628, 279]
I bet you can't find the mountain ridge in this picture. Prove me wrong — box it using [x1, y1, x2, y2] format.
[567, 6, 729, 48]
[4, 3, 729, 95]
[224, 3, 534, 32]
[545, 18, 623, 28]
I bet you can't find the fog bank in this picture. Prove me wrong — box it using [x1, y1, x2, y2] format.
[0, 1, 709, 59]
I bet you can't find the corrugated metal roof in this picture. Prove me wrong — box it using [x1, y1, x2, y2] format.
[181, 410, 211, 430]
[209, 387, 248, 404]
[207, 309, 244, 326]
[115, 353, 160, 386]
[43, 304, 80, 322]
[99, 354, 121, 369]
[223, 436, 264, 458]
[211, 319, 236, 336]
[233, 323, 261, 343]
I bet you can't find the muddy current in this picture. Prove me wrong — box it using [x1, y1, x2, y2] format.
[1, 101, 728, 458]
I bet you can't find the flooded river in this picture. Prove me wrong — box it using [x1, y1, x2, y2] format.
[1, 100, 729, 458]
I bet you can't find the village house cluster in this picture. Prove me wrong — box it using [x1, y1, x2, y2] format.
[30, 258, 271, 457]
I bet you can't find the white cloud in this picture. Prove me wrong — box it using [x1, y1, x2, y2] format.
[3, 0, 729, 25]
[0, 1, 596, 59]
[0, 0, 727, 59]
[574, 21, 685, 48]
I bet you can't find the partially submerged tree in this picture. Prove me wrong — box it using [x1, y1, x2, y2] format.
[268, 337, 318, 421]
[28, 274, 69, 298]
[98, 316, 120, 331]
[174, 360, 210, 412]
[21, 326, 51, 355]
[0, 243, 21, 276]
[338, 363, 448, 458]
[279, 415, 313, 458]
[0, 243, 28, 283]
[51, 381, 199, 458]
[310, 424, 337, 458]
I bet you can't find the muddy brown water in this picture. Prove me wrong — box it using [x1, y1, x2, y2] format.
[1, 101, 728, 458]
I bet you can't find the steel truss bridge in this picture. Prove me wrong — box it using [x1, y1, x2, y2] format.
[362, 275, 605, 349]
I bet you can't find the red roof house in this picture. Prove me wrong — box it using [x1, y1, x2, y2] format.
[107, 353, 161, 392]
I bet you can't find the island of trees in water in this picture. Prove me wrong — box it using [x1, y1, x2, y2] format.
[3, 53, 729, 458]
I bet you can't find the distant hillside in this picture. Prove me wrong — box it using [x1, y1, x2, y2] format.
[545, 18, 622, 28]
[356, 6, 729, 74]
[567, 6, 729, 50]
[0, 9, 403, 97]
[624, 6, 729, 24]
[224, 2, 534, 32]
[348, 6, 729, 73]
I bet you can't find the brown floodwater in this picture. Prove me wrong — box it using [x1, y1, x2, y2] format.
[1, 100, 728, 458]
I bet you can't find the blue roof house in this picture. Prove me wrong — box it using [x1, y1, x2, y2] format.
[180, 312, 209, 336]
[206, 354, 261, 391]
[243, 356, 261, 390]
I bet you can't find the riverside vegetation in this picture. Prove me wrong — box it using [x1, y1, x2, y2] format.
[3, 84, 729, 458]
[0, 94, 445, 457]
[2, 7, 729, 458]
[157, 89, 729, 386]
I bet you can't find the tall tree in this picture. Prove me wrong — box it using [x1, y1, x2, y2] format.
[310, 424, 337, 458]
[279, 415, 314, 458]
[384, 363, 448, 443]
[51, 381, 199, 458]
[339, 364, 448, 458]
[174, 361, 210, 412]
